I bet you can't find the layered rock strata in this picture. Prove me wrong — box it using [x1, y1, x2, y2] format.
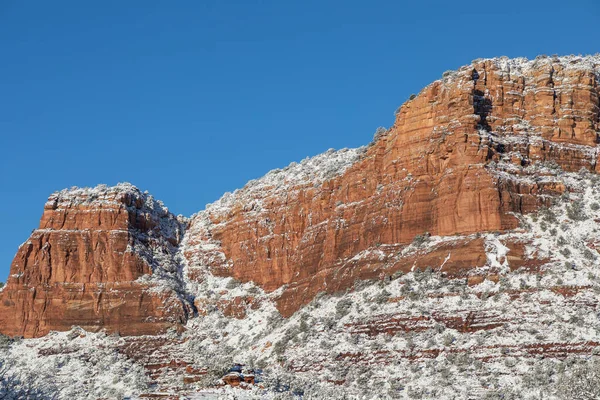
[185, 55, 600, 316]
[0, 184, 192, 337]
[1, 55, 600, 336]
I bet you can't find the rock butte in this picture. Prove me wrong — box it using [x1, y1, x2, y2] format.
[1, 55, 600, 337]
[0, 186, 193, 337]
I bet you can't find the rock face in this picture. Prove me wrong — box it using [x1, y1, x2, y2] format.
[1, 55, 600, 337]
[185, 55, 600, 316]
[0, 184, 193, 337]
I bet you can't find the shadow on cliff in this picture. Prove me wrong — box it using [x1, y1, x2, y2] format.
[473, 89, 492, 133]
[473, 85, 503, 159]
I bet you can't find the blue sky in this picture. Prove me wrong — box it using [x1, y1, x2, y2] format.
[0, 0, 598, 281]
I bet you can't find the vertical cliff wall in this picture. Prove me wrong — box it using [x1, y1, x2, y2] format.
[0, 184, 192, 337]
[1, 55, 599, 336]
[184, 55, 600, 316]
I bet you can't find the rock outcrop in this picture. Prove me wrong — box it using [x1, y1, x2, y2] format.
[2, 55, 600, 337]
[184, 55, 600, 316]
[3, 55, 600, 399]
[0, 184, 193, 337]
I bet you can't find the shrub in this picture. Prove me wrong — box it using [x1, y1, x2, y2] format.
[374, 289, 391, 304]
[246, 285, 261, 295]
[414, 268, 428, 282]
[407, 291, 420, 301]
[499, 277, 512, 290]
[391, 271, 404, 280]
[0, 359, 58, 399]
[412, 232, 430, 247]
[541, 160, 561, 171]
[335, 298, 353, 318]
[406, 385, 425, 399]
[519, 279, 530, 290]
[555, 358, 600, 399]
[400, 281, 412, 295]
[578, 167, 590, 177]
[225, 278, 240, 290]
[539, 206, 558, 224]
[583, 249, 596, 261]
[0, 334, 11, 348]
[442, 334, 455, 347]
[298, 316, 309, 334]
[591, 202, 600, 211]
[405, 334, 415, 350]
[566, 200, 587, 221]
[373, 127, 388, 142]
[272, 339, 287, 355]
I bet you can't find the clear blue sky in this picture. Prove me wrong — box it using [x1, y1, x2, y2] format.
[1, 0, 598, 281]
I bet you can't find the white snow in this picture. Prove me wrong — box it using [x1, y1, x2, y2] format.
[5, 55, 600, 399]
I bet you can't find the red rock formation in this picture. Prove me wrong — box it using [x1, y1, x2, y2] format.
[2, 56, 600, 338]
[185, 56, 600, 316]
[220, 372, 255, 388]
[0, 184, 192, 337]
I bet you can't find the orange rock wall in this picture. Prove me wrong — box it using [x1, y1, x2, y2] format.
[0, 282, 188, 337]
[0, 186, 191, 337]
[188, 57, 600, 316]
[2, 57, 599, 336]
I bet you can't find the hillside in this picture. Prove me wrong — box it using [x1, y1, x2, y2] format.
[2, 54, 600, 399]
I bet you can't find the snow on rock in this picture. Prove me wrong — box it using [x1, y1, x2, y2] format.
[4, 55, 600, 399]
[203, 147, 366, 219]
[1, 329, 149, 399]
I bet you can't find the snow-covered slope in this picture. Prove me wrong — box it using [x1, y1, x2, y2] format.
[3, 55, 600, 399]
[5, 162, 600, 399]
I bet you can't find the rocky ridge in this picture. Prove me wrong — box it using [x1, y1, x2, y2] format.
[185, 54, 600, 317]
[1, 54, 600, 399]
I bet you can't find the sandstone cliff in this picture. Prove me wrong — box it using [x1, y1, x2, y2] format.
[1, 55, 600, 338]
[185, 55, 600, 316]
[2, 55, 600, 399]
[0, 184, 193, 337]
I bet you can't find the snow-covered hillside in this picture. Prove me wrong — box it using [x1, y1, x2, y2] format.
[1, 164, 600, 399]
[3, 54, 600, 399]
